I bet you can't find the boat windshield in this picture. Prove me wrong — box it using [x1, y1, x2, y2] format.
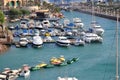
[44, 22, 48, 24]
[21, 22, 26, 24]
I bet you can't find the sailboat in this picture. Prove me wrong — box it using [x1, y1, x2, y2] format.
[89, 0, 104, 36]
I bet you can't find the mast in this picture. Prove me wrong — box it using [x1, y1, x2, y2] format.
[91, 0, 95, 22]
[116, 9, 119, 80]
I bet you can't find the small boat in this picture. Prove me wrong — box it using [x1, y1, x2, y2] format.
[73, 17, 84, 28]
[67, 37, 85, 46]
[28, 20, 35, 29]
[59, 62, 67, 66]
[43, 35, 54, 42]
[73, 38, 85, 46]
[20, 20, 28, 29]
[29, 66, 41, 71]
[32, 35, 43, 48]
[20, 29, 29, 36]
[0, 68, 20, 80]
[82, 33, 103, 43]
[89, 21, 104, 36]
[43, 64, 54, 68]
[50, 56, 66, 66]
[35, 21, 43, 29]
[8, 25, 15, 30]
[67, 60, 74, 64]
[42, 20, 51, 28]
[57, 77, 78, 80]
[30, 64, 54, 71]
[13, 31, 20, 37]
[19, 64, 30, 79]
[19, 37, 28, 47]
[58, 55, 66, 62]
[67, 57, 79, 64]
[35, 62, 47, 68]
[71, 57, 79, 62]
[56, 36, 71, 47]
[50, 57, 62, 66]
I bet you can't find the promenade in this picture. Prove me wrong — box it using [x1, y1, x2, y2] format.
[71, 2, 120, 21]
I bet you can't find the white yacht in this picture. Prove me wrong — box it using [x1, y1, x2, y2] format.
[20, 20, 28, 29]
[19, 37, 28, 47]
[89, 21, 104, 36]
[57, 77, 78, 80]
[73, 18, 84, 28]
[56, 36, 71, 47]
[42, 20, 51, 28]
[32, 35, 43, 48]
[19, 64, 30, 79]
[82, 33, 103, 43]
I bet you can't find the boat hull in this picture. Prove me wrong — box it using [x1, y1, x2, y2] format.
[56, 41, 70, 47]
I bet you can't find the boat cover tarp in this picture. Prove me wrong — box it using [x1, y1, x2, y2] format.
[67, 23, 75, 27]
[23, 29, 28, 33]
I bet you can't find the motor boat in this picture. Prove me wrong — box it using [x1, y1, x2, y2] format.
[42, 20, 51, 28]
[35, 21, 43, 29]
[56, 36, 71, 47]
[0, 68, 20, 80]
[57, 77, 78, 80]
[82, 33, 103, 43]
[19, 37, 28, 47]
[28, 20, 35, 29]
[73, 38, 85, 46]
[32, 35, 43, 48]
[89, 21, 104, 36]
[34, 29, 40, 36]
[20, 29, 29, 36]
[19, 64, 30, 79]
[43, 36, 54, 42]
[20, 20, 28, 29]
[67, 37, 85, 46]
[73, 18, 84, 28]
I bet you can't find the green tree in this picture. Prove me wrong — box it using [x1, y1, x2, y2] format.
[20, 9, 30, 16]
[0, 10, 5, 25]
[8, 8, 22, 19]
[0, 10, 5, 32]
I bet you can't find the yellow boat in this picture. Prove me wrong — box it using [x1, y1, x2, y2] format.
[58, 55, 65, 62]
[35, 62, 47, 68]
[50, 56, 65, 65]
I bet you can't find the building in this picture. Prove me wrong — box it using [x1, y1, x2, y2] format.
[0, 0, 40, 8]
[0, 0, 23, 8]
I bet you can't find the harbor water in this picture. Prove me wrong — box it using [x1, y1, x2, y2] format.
[0, 11, 120, 80]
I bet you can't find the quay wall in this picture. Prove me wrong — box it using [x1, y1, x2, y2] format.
[72, 6, 120, 21]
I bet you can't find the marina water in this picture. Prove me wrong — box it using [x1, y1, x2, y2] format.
[0, 11, 120, 80]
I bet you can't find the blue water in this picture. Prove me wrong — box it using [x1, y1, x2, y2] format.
[0, 11, 120, 80]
